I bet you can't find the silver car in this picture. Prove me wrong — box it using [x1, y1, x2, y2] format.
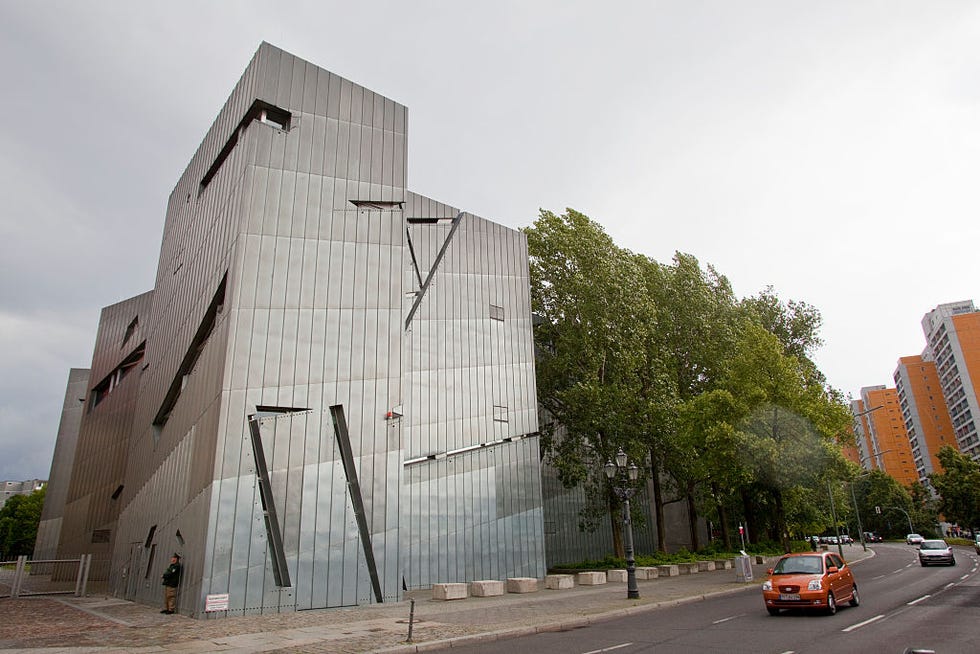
[918, 539, 955, 566]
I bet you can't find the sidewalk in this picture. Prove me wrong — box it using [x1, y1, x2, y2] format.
[0, 548, 874, 654]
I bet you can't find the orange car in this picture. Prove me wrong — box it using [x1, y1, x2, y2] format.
[762, 551, 859, 615]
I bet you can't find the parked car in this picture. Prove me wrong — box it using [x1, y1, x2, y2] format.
[918, 539, 955, 566]
[840, 534, 853, 544]
[762, 551, 859, 616]
[974, 534, 980, 555]
[863, 532, 883, 543]
[906, 533, 924, 545]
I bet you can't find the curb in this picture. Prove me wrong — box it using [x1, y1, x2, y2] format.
[377, 549, 878, 653]
[374, 582, 760, 653]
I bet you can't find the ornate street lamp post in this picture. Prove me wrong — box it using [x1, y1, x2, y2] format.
[605, 448, 640, 600]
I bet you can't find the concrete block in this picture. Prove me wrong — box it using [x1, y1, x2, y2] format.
[606, 569, 628, 583]
[714, 559, 733, 570]
[469, 580, 504, 597]
[506, 577, 538, 593]
[657, 565, 679, 577]
[635, 566, 659, 580]
[755, 555, 766, 564]
[545, 574, 575, 590]
[432, 583, 468, 600]
[697, 561, 716, 572]
[577, 571, 607, 585]
[677, 562, 699, 575]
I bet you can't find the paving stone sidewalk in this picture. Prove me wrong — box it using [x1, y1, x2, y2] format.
[0, 548, 873, 654]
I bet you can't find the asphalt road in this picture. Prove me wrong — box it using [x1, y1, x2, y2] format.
[450, 543, 980, 653]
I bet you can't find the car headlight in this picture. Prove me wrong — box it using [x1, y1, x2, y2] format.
[762, 580, 772, 591]
[807, 578, 823, 591]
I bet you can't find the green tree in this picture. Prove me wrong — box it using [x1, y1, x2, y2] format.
[929, 446, 980, 530]
[526, 209, 654, 556]
[0, 487, 45, 559]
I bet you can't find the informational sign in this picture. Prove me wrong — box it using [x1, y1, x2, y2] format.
[205, 593, 230, 612]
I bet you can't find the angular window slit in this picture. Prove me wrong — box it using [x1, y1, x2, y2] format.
[154, 274, 227, 427]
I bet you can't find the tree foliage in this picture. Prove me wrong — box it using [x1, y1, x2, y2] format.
[0, 487, 45, 559]
[526, 207, 851, 555]
[930, 446, 980, 529]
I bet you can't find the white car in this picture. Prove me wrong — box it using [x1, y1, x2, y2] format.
[906, 533, 924, 545]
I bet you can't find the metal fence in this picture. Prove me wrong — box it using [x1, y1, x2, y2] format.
[0, 554, 92, 598]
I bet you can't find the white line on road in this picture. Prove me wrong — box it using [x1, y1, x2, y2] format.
[842, 615, 885, 632]
[893, 569, 905, 573]
[944, 582, 955, 589]
[962, 575, 970, 580]
[582, 643, 633, 654]
[907, 595, 931, 605]
[712, 614, 743, 624]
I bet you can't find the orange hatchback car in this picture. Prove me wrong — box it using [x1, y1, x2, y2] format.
[762, 551, 859, 616]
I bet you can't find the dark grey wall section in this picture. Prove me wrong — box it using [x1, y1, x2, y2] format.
[34, 368, 90, 561]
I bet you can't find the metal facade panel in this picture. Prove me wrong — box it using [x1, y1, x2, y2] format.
[50, 43, 544, 618]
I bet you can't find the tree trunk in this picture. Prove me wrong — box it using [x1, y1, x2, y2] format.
[609, 489, 624, 558]
[773, 488, 790, 553]
[741, 488, 759, 545]
[712, 482, 731, 550]
[649, 447, 667, 552]
[686, 482, 700, 551]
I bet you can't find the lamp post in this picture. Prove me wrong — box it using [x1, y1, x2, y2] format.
[605, 448, 640, 600]
[850, 481, 867, 552]
[886, 506, 914, 534]
[827, 480, 844, 558]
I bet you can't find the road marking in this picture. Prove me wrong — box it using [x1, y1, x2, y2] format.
[582, 644, 633, 654]
[961, 575, 970, 580]
[872, 574, 886, 580]
[893, 568, 905, 573]
[944, 582, 955, 589]
[712, 614, 743, 624]
[907, 595, 931, 605]
[842, 614, 885, 632]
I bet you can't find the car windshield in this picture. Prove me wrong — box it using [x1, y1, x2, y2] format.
[772, 556, 824, 575]
[920, 540, 948, 550]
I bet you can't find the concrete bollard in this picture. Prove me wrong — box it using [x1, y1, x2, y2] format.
[697, 561, 716, 572]
[432, 583, 468, 600]
[657, 565, 680, 577]
[635, 566, 659, 580]
[469, 580, 504, 597]
[577, 571, 607, 585]
[607, 569, 628, 582]
[506, 577, 538, 593]
[545, 574, 575, 590]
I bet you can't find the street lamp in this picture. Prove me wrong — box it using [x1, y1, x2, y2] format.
[826, 480, 844, 558]
[605, 448, 640, 600]
[849, 475, 869, 552]
[885, 506, 915, 534]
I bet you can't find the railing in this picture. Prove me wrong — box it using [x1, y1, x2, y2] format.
[0, 554, 92, 598]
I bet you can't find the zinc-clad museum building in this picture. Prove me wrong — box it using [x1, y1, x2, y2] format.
[38, 43, 699, 617]
[38, 43, 543, 616]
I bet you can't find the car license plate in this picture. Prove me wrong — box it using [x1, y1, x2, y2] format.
[779, 593, 800, 601]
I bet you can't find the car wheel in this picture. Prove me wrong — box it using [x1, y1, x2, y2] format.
[920, 561, 927, 567]
[826, 592, 836, 616]
[849, 585, 860, 607]
[950, 559, 956, 566]
[767, 607, 780, 616]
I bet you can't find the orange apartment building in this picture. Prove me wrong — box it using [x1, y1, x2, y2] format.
[849, 398, 877, 470]
[894, 354, 958, 485]
[859, 386, 918, 486]
[920, 301, 980, 460]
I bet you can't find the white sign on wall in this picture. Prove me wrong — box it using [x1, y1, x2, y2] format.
[205, 593, 230, 612]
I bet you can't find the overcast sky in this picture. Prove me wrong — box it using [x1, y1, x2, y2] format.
[1, 1, 978, 481]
